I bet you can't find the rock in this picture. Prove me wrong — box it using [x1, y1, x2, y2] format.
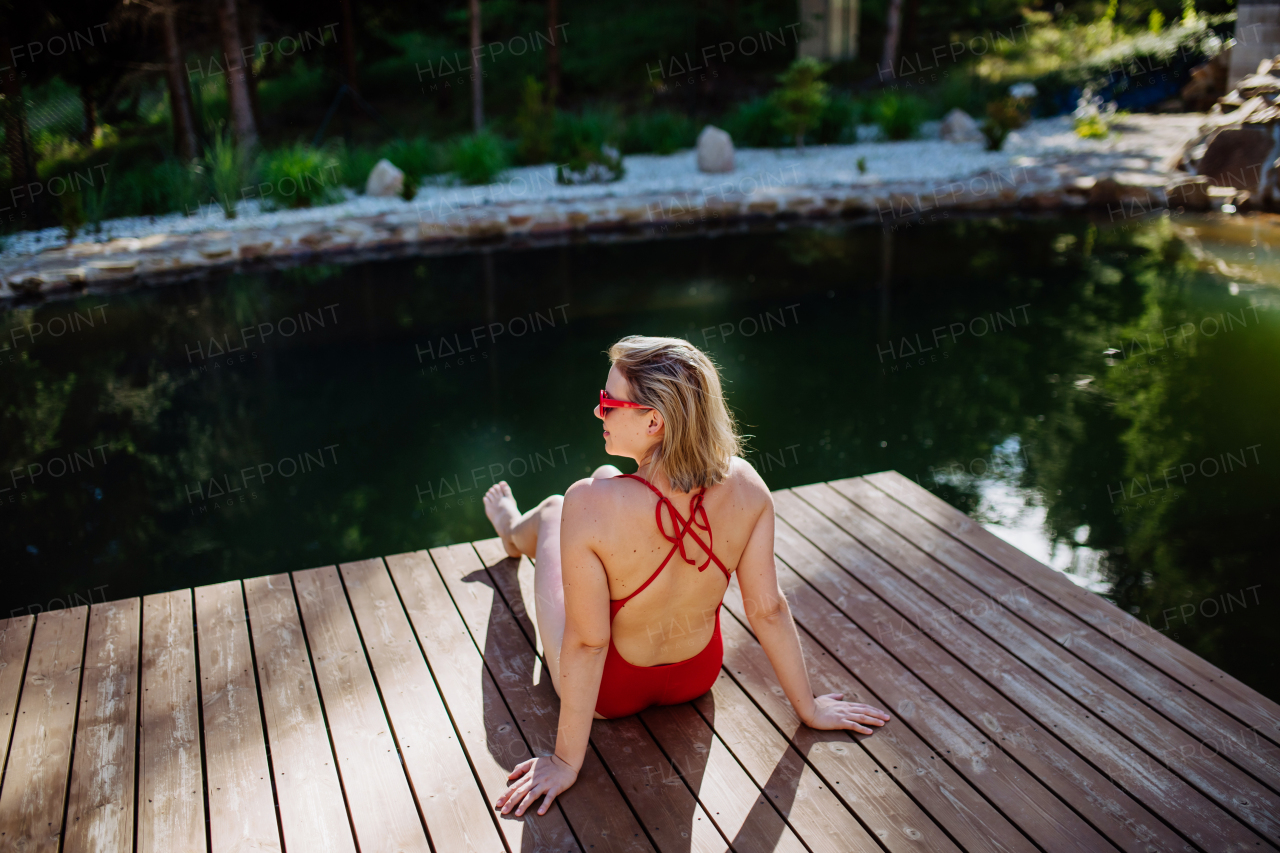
[365, 159, 405, 197]
[1181, 48, 1231, 112]
[1172, 52, 1280, 208]
[1165, 177, 1210, 210]
[696, 126, 735, 173]
[939, 109, 984, 144]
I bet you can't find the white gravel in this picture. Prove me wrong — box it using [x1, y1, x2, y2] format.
[0, 114, 1203, 262]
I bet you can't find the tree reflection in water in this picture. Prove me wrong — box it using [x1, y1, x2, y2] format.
[2, 215, 1276, 700]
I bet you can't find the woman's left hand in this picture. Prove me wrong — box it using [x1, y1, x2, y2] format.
[495, 754, 579, 817]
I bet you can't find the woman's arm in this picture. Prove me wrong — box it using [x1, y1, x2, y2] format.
[736, 487, 892, 733]
[552, 479, 613, 765]
[495, 479, 611, 817]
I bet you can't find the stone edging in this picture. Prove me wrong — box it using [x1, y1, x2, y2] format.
[0, 159, 1215, 302]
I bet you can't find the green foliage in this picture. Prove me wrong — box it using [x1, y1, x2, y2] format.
[872, 91, 927, 141]
[256, 144, 344, 210]
[720, 98, 787, 148]
[814, 92, 859, 145]
[514, 77, 555, 164]
[769, 58, 830, 150]
[982, 96, 1030, 150]
[1074, 113, 1110, 138]
[60, 191, 85, 241]
[448, 132, 510, 185]
[336, 142, 383, 192]
[381, 137, 445, 196]
[151, 160, 206, 215]
[83, 180, 109, 233]
[621, 110, 697, 155]
[551, 108, 622, 164]
[205, 128, 252, 219]
[1148, 9, 1166, 32]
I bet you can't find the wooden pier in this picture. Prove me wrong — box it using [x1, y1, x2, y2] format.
[1, 471, 1277, 852]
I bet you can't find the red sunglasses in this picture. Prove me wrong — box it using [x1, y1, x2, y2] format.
[600, 389, 652, 415]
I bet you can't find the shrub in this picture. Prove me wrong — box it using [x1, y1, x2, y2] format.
[871, 92, 926, 141]
[621, 110, 696, 155]
[60, 191, 85, 241]
[151, 159, 206, 215]
[514, 77, 555, 164]
[720, 98, 787, 148]
[336, 142, 381, 191]
[380, 137, 444, 197]
[204, 129, 252, 218]
[256, 144, 343, 210]
[449, 132, 509, 185]
[557, 145, 624, 184]
[551, 108, 622, 164]
[770, 58, 830, 151]
[814, 92, 858, 144]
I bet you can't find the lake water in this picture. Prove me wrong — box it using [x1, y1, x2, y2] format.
[3, 214, 1277, 701]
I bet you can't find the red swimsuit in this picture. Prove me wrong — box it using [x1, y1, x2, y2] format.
[594, 473, 732, 719]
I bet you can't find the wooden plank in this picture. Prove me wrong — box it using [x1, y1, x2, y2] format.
[866, 469, 1280, 747]
[0, 607, 87, 853]
[772, 491, 1188, 853]
[783, 485, 1273, 852]
[838, 477, 1280, 794]
[809, 479, 1280, 844]
[243, 574, 355, 853]
[339, 557, 505, 852]
[193, 581, 282, 853]
[385, 549, 581, 853]
[0, 615, 35, 783]
[138, 590, 206, 853]
[64, 599, 140, 853]
[715, 578, 1037, 853]
[474, 537, 807, 853]
[291, 566, 431, 853]
[430, 542, 654, 852]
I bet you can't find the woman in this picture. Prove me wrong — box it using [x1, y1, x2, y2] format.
[484, 335, 890, 819]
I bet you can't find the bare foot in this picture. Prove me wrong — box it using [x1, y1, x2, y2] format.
[484, 481, 523, 558]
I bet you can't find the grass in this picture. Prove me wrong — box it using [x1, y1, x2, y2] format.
[256, 144, 344, 210]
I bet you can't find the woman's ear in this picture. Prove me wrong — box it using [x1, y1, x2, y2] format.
[646, 410, 664, 436]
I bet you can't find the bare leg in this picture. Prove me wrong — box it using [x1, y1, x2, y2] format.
[484, 482, 566, 685]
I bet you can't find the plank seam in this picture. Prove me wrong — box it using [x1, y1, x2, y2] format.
[861, 475, 1280, 746]
[711, 602, 1000, 853]
[776, 498, 1164, 853]
[286, 571, 364, 853]
[237, 581, 289, 852]
[190, 591, 215, 853]
[470, 546, 659, 853]
[132, 604, 143, 853]
[807, 482, 1278, 843]
[379, 557, 516, 853]
[55, 606, 94, 853]
[851, 478, 1280, 798]
[334, 564, 437, 853]
[628, 713, 737, 850]
[0, 617, 35, 798]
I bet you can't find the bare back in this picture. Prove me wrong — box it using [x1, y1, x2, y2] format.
[585, 456, 771, 666]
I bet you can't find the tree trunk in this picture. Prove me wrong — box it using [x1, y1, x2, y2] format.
[163, 2, 200, 160]
[470, 0, 484, 132]
[216, 0, 258, 149]
[238, 0, 263, 132]
[546, 0, 560, 105]
[880, 0, 904, 81]
[0, 35, 38, 212]
[339, 0, 358, 95]
[80, 82, 97, 145]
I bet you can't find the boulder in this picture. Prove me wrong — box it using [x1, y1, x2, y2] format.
[1172, 52, 1280, 208]
[365, 159, 404, 197]
[939, 108, 984, 144]
[696, 125, 735, 173]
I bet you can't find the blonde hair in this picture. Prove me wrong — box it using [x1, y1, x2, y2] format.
[607, 335, 741, 493]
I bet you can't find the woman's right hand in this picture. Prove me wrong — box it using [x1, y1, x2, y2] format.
[495, 754, 579, 817]
[802, 692, 891, 734]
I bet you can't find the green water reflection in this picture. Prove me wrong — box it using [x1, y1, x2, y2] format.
[2, 215, 1277, 701]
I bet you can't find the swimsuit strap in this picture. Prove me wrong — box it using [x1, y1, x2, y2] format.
[611, 473, 731, 618]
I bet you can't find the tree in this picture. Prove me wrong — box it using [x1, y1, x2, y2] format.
[469, 0, 483, 131]
[770, 58, 829, 152]
[880, 0, 904, 80]
[215, 0, 258, 149]
[546, 0, 560, 105]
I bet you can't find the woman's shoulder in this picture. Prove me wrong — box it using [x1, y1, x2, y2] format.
[723, 456, 772, 505]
